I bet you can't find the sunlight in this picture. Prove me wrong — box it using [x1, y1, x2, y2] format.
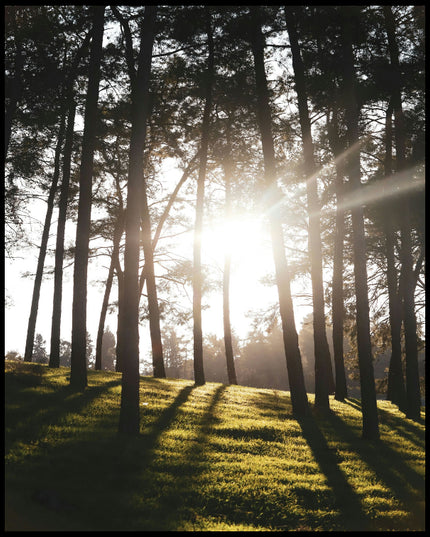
[202, 212, 272, 276]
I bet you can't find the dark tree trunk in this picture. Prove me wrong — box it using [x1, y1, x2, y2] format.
[95, 214, 124, 370]
[340, 7, 379, 440]
[70, 5, 105, 390]
[118, 6, 156, 434]
[383, 101, 406, 410]
[115, 262, 124, 373]
[49, 32, 92, 369]
[249, 7, 309, 418]
[327, 107, 348, 401]
[24, 111, 66, 362]
[193, 7, 214, 386]
[49, 100, 76, 368]
[285, 6, 334, 412]
[383, 5, 421, 421]
[222, 156, 238, 385]
[140, 183, 165, 378]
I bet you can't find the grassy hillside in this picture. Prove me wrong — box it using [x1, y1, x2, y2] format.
[4, 362, 425, 531]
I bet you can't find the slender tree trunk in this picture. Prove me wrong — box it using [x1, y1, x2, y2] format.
[49, 100, 76, 368]
[250, 7, 309, 417]
[327, 107, 348, 401]
[383, 5, 421, 421]
[222, 155, 238, 385]
[115, 262, 124, 373]
[49, 32, 93, 369]
[340, 7, 379, 440]
[70, 5, 105, 390]
[140, 182, 165, 378]
[383, 101, 406, 409]
[285, 6, 334, 412]
[193, 7, 214, 386]
[24, 112, 66, 362]
[118, 6, 156, 434]
[95, 214, 124, 370]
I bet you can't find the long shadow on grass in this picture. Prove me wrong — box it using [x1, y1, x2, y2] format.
[325, 407, 425, 530]
[141, 384, 196, 451]
[344, 398, 425, 447]
[297, 411, 370, 531]
[157, 384, 227, 530]
[5, 371, 122, 454]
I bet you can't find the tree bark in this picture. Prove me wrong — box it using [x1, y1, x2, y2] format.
[249, 7, 309, 417]
[340, 7, 379, 440]
[222, 155, 238, 385]
[95, 213, 124, 370]
[24, 111, 66, 362]
[383, 5, 421, 421]
[118, 5, 156, 434]
[383, 100, 406, 410]
[49, 31, 94, 369]
[327, 106, 348, 401]
[193, 7, 214, 386]
[285, 6, 334, 412]
[70, 5, 105, 390]
[140, 180, 166, 378]
[49, 100, 76, 368]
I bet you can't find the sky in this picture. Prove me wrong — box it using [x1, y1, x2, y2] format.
[4, 182, 314, 364]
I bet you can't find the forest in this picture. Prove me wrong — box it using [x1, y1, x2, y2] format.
[5, 5, 425, 443]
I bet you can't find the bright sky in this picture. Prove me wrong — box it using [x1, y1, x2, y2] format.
[4, 206, 313, 361]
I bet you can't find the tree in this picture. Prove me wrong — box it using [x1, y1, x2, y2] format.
[284, 6, 334, 412]
[383, 6, 421, 421]
[23, 110, 66, 362]
[50, 30, 92, 369]
[70, 5, 105, 390]
[33, 333, 48, 364]
[340, 6, 379, 440]
[193, 7, 215, 386]
[117, 6, 157, 435]
[248, 6, 309, 417]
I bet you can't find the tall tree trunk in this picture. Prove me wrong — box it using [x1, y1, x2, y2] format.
[327, 106, 348, 401]
[383, 100, 406, 410]
[285, 6, 334, 412]
[49, 100, 76, 368]
[70, 5, 105, 390]
[222, 155, 238, 385]
[249, 7, 309, 417]
[193, 7, 214, 386]
[115, 262, 124, 373]
[140, 181, 165, 378]
[383, 5, 421, 421]
[340, 7, 379, 440]
[118, 6, 156, 434]
[95, 214, 124, 370]
[49, 31, 92, 369]
[24, 111, 66, 362]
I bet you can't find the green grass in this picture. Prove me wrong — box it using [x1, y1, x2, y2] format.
[4, 361, 425, 531]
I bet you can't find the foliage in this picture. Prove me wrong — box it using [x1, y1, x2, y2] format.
[5, 363, 425, 531]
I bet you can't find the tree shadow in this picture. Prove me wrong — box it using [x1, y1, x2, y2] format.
[325, 410, 425, 529]
[5, 372, 122, 454]
[157, 384, 227, 530]
[297, 410, 370, 531]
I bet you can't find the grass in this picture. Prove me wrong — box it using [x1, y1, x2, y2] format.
[4, 361, 425, 531]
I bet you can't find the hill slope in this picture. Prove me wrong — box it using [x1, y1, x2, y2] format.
[4, 362, 425, 531]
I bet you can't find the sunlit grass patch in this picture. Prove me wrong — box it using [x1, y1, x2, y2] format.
[5, 363, 425, 531]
